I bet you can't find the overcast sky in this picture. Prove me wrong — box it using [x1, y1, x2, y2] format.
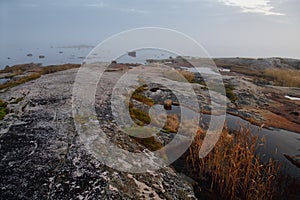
[1, 0, 300, 58]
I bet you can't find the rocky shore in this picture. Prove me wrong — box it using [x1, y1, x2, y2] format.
[0, 57, 299, 199]
[0, 69, 196, 199]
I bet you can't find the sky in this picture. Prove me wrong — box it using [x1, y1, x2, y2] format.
[1, 0, 300, 59]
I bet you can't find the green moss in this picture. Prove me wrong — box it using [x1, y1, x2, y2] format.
[129, 107, 151, 125]
[225, 84, 238, 104]
[0, 64, 80, 90]
[0, 73, 41, 90]
[131, 92, 155, 107]
[40, 64, 80, 75]
[0, 99, 9, 120]
[130, 136, 163, 151]
[10, 97, 24, 104]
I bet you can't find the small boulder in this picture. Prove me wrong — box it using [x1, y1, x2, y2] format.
[164, 99, 172, 110]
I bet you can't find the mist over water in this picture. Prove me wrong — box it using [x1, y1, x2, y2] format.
[0, 45, 93, 69]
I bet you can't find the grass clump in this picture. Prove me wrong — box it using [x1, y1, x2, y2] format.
[264, 69, 300, 87]
[10, 97, 24, 104]
[225, 84, 238, 104]
[164, 70, 195, 83]
[163, 114, 179, 133]
[131, 92, 155, 107]
[131, 85, 155, 107]
[0, 73, 41, 90]
[0, 64, 80, 90]
[0, 99, 9, 120]
[187, 127, 287, 200]
[131, 136, 163, 151]
[129, 107, 151, 126]
[124, 126, 163, 152]
[39, 64, 80, 74]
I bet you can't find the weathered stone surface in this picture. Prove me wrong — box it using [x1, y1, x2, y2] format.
[0, 69, 196, 199]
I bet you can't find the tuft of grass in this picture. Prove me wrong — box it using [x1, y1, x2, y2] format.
[131, 92, 155, 107]
[130, 136, 163, 151]
[10, 97, 24, 104]
[264, 69, 300, 87]
[39, 64, 80, 75]
[225, 84, 238, 104]
[0, 64, 80, 90]
[0, 99, 9, 120]
[164, 69, 195, 83]
[187, 127, 289, 200]
[124, 126, 163, 152]
[129, 107, 151, 126]
[0, 73, 41, 90]
[163, 114, 179, 133]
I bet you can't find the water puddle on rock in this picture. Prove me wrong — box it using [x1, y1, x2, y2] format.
[155, 104, 300, 178]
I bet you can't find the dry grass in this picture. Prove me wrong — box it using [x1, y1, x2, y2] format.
[230, 66, 262, 77]
[131, 92, 155, 107]
[264, 69, 300, 87]
[0, 64, 80, 90]
[164, 69, 195, 83]
[163, 114, 179, 133]
[187, 127, 284, 200]
[0, 73, 41, 90]
[151, 113, 180, 133]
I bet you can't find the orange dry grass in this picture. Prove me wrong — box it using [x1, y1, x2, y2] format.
[264, 69, 300, 87]
[163, 114, 179, 133]
[187, 127, 281, 200]
[164, 69, 195, 83]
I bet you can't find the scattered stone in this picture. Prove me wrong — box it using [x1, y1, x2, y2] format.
[164, 99, 172, 110]
[128, 51, 136, 57]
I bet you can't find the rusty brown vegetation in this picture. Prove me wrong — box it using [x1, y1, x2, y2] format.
[264, 69, 300, 87]
[186, 127, 294, 200]
[0, 64, 80, 90]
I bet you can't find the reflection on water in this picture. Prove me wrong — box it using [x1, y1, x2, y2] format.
[0, 78, 10, 84]
[155, 104, 300, 178]
[0, 46, 93, 69]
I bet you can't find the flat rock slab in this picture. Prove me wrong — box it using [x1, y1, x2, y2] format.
[0, 68, 196, 199]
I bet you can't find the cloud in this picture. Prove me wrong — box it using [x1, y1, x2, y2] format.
[86, 2, 106, 8]
[121, 8, 150, 14]
[85, 1, 150, 14]
[219, 0, 284, 16]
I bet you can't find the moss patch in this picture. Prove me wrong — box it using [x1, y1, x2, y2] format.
[129, 107, 151, 126]
[164, 70, 194, 83]
[131, 92, 155, 107]
[130, 136, 163, 151]
[0, 64, 80, 90]
[0, 99, 9, 120]
[10, 97, 25, 104]
[225, 84, 238, 104]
